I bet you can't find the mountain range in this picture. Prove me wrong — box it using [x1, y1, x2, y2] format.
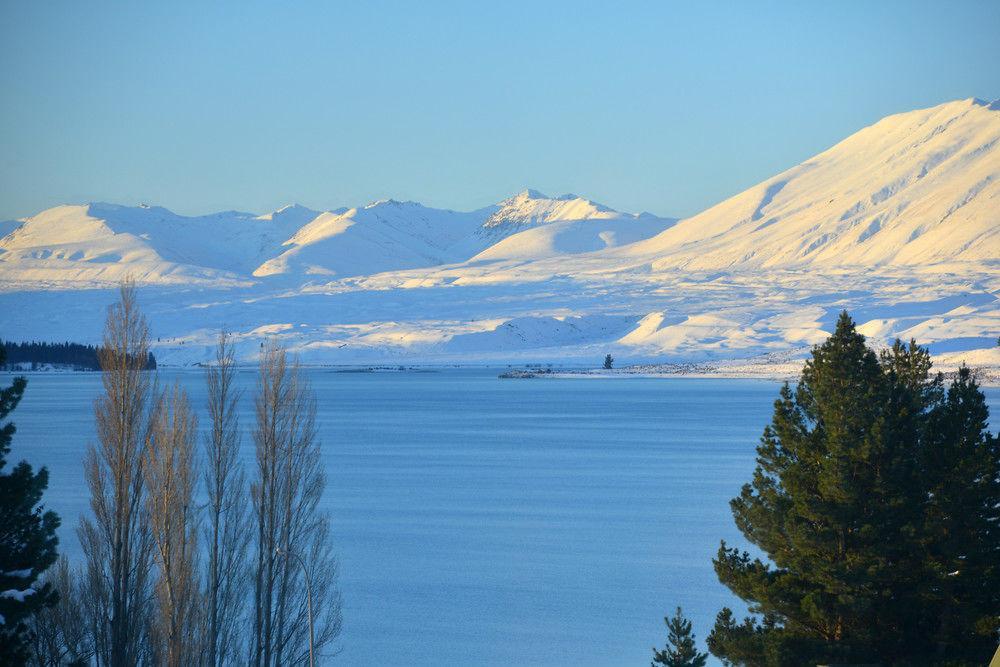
[0, 189, 676, 286]
[0, 98, 997, 374]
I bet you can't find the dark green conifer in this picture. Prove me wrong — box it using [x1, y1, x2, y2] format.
[707, 312, 1000, 665]
[919, 366, 1000, 661]
[0, 348, 60, 664]
[652, 607, 708, 667]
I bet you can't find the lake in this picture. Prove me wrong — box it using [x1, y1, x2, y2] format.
[6, 368, 998, 665]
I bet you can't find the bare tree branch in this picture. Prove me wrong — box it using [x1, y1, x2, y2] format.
[29, 556, 93, 666]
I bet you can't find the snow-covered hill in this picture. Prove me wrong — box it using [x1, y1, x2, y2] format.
[470, 191, 677, 262]
[0, 190, 674, 285]
[0, 98, 996, 375]
[481, 190, 620, 229]
[252, 200, 487, 278]
[0, 204, 261, 286]
[616, 97, 999, 271]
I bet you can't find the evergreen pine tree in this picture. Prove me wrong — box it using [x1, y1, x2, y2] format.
[710, 312, 889, 663]
[604, 354, 614, 370]
[706, 312, 1000, 665]
[0, 347, 60, 664]
[652, 607, 708, 667]
[919, 366, 1000, 661]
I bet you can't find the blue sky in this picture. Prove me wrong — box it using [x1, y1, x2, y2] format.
[2, 1, 998, 220]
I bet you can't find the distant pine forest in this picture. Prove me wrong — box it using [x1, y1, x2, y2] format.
[1, 340, 157, 371]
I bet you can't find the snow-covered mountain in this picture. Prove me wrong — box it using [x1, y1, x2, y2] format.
[469, 190, 677, 262]
[614, 97, 999, 272]
[0, 204, 270, 286]
[0, 190, 674, 285]
[481, 190, 620, 229]
[0, 98, 996, 374]
[252, 200, 486, 278]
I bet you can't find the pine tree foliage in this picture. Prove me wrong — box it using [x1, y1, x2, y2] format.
[652, 607, 708, 667]
[919, 365, 1000, 659]
[707, 312, 1000, 666]
[0, 347, 60, 664]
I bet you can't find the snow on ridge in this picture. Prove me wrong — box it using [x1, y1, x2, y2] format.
[0, 188, 678, 286]
[614, 96, 1000, 272]
[364, 198, 413, 209]
[256, 203, 325, 227]
[481, 189, 623, 229]
[252, 200, 492, 279]
[0, 98, 997, 371]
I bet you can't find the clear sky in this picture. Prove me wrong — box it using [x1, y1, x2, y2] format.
[2, 1, 999, 220]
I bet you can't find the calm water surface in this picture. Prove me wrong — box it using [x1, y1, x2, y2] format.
[8, 368, 998, 665]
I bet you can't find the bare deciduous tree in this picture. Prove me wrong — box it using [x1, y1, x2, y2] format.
[251, 341, 341, 666]
[29, 556, 93, 666]
[204, 331, 250, 666]
[78, 279, 155, 666]
[76, 289, 342, 665]
[145, 384, 200, 667]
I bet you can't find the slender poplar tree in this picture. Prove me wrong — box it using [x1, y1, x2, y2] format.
[204, 332, 250, 666]
[251, 341, 341, 666]
[145, 384, 200, 666]
[78, 280, 156, 666]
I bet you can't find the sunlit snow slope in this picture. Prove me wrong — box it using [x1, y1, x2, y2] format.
[0, 99, 996, 373]
[0, 190, 671, 285]
[617, 98, 999, 271]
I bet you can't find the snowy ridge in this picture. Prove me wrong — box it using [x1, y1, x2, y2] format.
[482, 189, 621, 229]
[252, 200, 488, 278]
[0, 191, 673, 285]
[616, 98, 999, 271]
[0, 98, 997, 374]
[466, 190, 676, 261]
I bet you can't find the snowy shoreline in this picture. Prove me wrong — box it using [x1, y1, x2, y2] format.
[7, 358, 997, 386]
[500, 363, 1000, 386]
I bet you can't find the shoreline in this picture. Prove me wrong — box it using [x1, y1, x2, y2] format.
[500, 364, 1000, 386]
[5, 361, 997, 387]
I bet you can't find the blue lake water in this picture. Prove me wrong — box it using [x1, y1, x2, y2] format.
[6, 368, 998, 665]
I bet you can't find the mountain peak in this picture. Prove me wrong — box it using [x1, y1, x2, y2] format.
[363, 198, 431, 211]
[510, 189, 584, 203]
[257, 204, 321, 227]
[273, 203, 311, 214]
[88, 201, 175, 219]
[516, 188, 549, 200]
[484, 190, 621, 229]
[364, 198, 401, 209]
